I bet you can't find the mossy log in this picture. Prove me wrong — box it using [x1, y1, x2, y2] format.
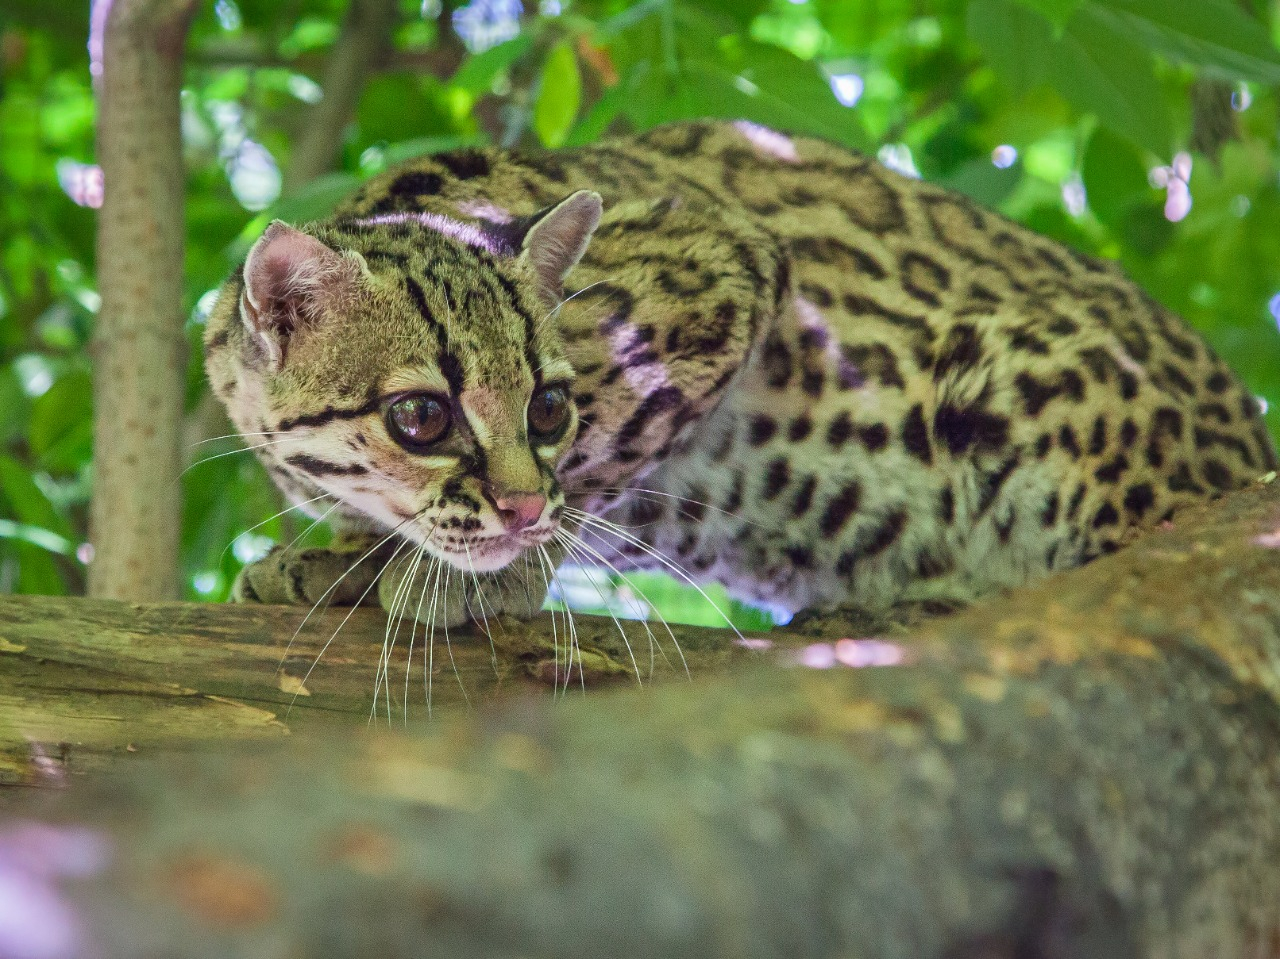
[2, 479, 1280, 957]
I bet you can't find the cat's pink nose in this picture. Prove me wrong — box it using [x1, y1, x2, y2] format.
[493, 492, 547, 532]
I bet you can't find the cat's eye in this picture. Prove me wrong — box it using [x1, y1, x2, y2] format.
[387, 393, 451, 448]
[528, 385, 571, 441]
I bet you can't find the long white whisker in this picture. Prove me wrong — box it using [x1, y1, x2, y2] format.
[536, 545, 574, 695]
[405, 545, 442, 723]
[595, 486, 777, 534]
[564, 507, 744, 644]
[556, 526, 685, 679]
[279, 513, 423, 671]
[395, 511, 445, 719]
[288, 535, 411, 717]
[220, 495, 329, 565]
[182, 435, 312, 475]
[272, 501, 341, 561]
[375, 544, 426, 725]
[439, 562, 471, 708]
[422, 554, 448, 715]
[556, 528, 659, 657]
[540, 543, 583, 695]
[188, 430, 292, 448]
[534, 277, 620, 338]
[461, 542, 500, 671]
[531, 544, 562, 691]
[552, 531, 645, 684]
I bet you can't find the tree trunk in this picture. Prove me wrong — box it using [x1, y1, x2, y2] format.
[4, 481, 1280, 956]
[89, 0, 198, 601]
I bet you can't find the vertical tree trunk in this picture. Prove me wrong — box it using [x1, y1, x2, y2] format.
[89, 0, 198, 600]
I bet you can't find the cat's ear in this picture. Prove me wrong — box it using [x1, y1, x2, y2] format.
[241, 221, 355, 369]
[519, 190, 603, 302]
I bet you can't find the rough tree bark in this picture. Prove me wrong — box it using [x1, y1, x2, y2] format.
[282, 0, 400, 192]
[4, 481, 1280, 957]
[88, 0, 199, 601]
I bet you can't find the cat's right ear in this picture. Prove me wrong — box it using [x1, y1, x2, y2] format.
[241, 221, 354, 370]
[519, 190, 603, 304]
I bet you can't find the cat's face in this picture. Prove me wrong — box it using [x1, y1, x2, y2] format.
[207, 192, 603, 572]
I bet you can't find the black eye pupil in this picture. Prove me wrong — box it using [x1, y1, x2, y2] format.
[529, 386, 570, 439]
[388, 394, 450, 447]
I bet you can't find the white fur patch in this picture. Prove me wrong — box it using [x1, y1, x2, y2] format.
[733, 121, 800, 163]
[607, 320, 671, 396]
[457, 200, 514, 223]
[354, 212, 508, 254]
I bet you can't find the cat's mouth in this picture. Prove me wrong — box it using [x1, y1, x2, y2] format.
[428, 524, 557, 572]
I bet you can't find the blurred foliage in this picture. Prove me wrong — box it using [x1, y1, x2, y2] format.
[1, 0, 1279, 627]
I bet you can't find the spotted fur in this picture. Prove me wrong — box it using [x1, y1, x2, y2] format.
[204, 120, 1277, 620]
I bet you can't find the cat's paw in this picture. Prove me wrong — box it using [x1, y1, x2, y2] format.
[233, 538, 391, 606]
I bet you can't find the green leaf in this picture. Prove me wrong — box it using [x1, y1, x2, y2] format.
[696, 0, 770, 30]
[0, 365, 29, 446]
[1097, 0, 1280, 84]
[3, 540, 68, 595]
[1011, 0, 1083, 31]
[0, 518, 76, 557]
[1081, 126, 1152, 227]
[270, 172, 362, 225]
[356, 74, 456, 148]
[593, 0, 665, 40]
[449, 34, 534, 95]
[940, 157, 1023, 209]
[381, 135, 478, 166]
[968, 0, 1052, 91]
[969, 0, 1172, 154]
[27, 369, 92, 474]
[565, 68, 638, 147]
[0, 455, 72, 538]
[624, 39, 866, 150]
[534, 42, 582, 148]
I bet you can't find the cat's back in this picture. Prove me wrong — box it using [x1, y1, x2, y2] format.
[335, 121, 1274, 610]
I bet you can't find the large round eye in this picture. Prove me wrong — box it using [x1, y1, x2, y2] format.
[387, 393, 451, 448]
[528, 385, 571, 441]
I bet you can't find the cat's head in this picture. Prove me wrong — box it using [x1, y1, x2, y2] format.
[205, 190, 603, 572]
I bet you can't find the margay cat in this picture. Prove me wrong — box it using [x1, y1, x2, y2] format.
[204, 120, 1277, 628]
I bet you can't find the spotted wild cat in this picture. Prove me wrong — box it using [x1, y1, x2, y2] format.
[203, 120, 1277, 627]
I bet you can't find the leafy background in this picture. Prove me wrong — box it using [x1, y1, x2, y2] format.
[2, 0, 1279, 626]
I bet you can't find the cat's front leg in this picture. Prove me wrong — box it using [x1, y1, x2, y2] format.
[232, 528, 395, 606]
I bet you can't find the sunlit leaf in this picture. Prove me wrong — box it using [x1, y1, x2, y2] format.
[534, 42, 582, 148]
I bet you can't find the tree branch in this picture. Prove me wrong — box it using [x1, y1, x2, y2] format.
[88, 0, 200, 601]
[5, 482, 1280, 954]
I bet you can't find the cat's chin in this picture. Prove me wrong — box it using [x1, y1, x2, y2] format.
[427, 526, 556, 573]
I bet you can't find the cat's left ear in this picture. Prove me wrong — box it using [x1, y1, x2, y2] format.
[519, 190, 603, 302]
